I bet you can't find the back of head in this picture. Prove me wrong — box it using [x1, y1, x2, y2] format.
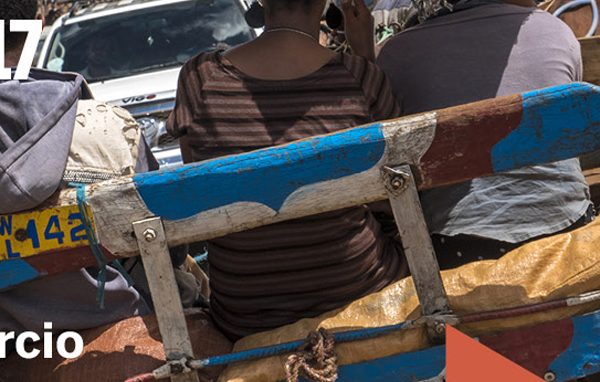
[0, 0, 38, 51]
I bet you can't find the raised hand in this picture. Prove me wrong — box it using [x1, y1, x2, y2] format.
[340, 0, 375, 61]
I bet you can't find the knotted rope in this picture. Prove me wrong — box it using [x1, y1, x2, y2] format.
[285, 328, 338, 382]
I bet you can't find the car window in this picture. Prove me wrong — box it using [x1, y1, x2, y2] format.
[44, 0, 253, 82]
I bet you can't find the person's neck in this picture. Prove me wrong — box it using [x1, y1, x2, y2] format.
[263, 14, 321, 41]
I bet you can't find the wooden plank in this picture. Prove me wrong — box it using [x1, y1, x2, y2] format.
[581, 151, 600, 171]
[584, 168, 600, 186]
[334, 345, 446, 382]
[132, 217, 199, 382]
[3, 82, 600, 289]
[281, 309, 600, 382]
[384, 165, 450, 339]
[581, 36, 600, 86]
[545, 311, 600, 381]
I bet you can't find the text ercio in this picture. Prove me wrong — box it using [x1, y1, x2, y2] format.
[0, 322, 84, 359]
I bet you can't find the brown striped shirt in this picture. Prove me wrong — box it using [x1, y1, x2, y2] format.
[168, 51, 405, 339]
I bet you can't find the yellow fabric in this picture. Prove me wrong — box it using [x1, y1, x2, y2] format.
[219, 218, 600, 382]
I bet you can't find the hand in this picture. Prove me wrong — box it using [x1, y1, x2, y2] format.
[341, 0, 375, 61]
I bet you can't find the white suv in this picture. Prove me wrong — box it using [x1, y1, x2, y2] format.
[37, 0, 257, 167]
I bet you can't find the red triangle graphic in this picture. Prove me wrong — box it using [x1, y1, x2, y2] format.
[446, 326, 545, 382]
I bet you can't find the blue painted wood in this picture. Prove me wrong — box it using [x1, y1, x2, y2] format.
[0, 259, 39, 290]
[6, 83, 600, 292]
[548, 310, 600, 381]
[134, 123, 385, 220]
[133, 82, 600, 222]
[492, 83, 600, 172]
[332, 345, 445, 382]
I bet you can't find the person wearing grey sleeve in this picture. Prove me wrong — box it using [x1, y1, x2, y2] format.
[376, 0, 593, 269]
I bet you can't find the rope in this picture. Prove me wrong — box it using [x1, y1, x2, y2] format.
[124, 289, 600, 381]
[189, 320, 415, 370]
[72, 183, 134, 309]
[285, 328, 339, 382]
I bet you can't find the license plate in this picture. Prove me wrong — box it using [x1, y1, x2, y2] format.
[0, 205, 93, 260]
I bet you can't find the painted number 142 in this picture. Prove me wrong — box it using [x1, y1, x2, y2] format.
[0, 20, 42, 80]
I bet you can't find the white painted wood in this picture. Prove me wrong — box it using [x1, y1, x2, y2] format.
[88, 113, 439, 257]
[132, 217, 199, 382]
[382, 112, 437, 166]
[33, 81, 600, 267]
[91, 166, 391, 257]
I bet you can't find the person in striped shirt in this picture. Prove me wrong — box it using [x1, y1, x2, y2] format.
[168, 0, 408, 340]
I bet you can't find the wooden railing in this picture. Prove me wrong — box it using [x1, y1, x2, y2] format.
[2, 82, 600, 381]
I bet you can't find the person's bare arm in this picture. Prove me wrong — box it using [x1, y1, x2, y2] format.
[341, 0, 375, 61]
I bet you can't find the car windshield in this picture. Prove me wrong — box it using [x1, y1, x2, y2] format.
[43, 0, 253, 83]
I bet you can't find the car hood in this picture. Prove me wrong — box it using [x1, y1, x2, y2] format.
[87, 67, 181, 108]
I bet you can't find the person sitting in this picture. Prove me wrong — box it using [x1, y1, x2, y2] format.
[79, 34, 118, 81]
[376, 0, 594, 269]
[168, 0, 407, 340]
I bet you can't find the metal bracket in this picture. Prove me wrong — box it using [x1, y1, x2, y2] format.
[382, 164, 452, 344]
[132, 217, 199, 382]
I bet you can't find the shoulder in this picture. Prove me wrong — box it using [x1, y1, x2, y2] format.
[523, 9, 580, 57]
[178, 51, 221, 82]
[381, 6, 579, 51]
[339, 53, 387, 85]
[338, 53, 400, 118]
[528, 9, 579, 40]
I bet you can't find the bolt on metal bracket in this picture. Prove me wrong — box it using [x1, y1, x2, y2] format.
[143, 228, 158, 242]
[382, 165, 411, 194]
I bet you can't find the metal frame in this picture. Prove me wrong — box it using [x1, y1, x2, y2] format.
[382, 164, 452, 343]
[130, 164, 452, 379]
[133, 217, 199, 382]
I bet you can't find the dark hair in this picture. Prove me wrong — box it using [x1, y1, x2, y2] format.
[1, 0, 38, 51]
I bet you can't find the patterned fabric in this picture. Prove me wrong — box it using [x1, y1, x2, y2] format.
[168, 51, 406, 339]
[168, 51, 399, 159]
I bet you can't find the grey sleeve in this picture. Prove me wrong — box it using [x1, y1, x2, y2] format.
[564, 23, 583, 82]
[574, 46, 583, 82]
